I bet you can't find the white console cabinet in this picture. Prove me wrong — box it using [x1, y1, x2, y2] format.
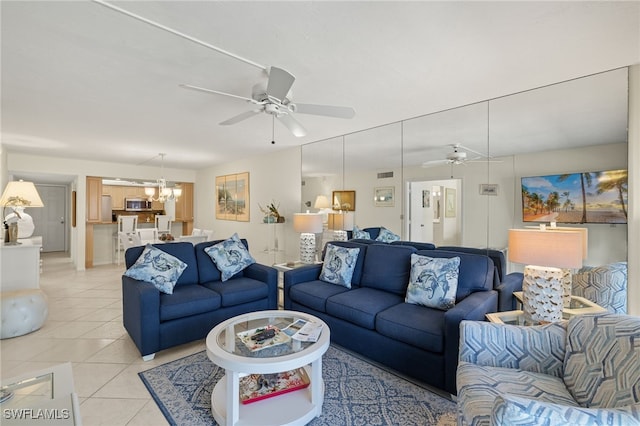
[1, 237, 42, 291]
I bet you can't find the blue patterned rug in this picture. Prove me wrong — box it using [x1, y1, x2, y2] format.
[139, 345, 457, 425]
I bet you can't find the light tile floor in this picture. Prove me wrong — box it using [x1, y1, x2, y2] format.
[1, 252, 205, 425]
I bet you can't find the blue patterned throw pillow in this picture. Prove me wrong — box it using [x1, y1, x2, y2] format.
[319, 244, 361, 288]
[205, 233, 256, 282]
[352, 225, 371, 240]
[375, 227, 400, 243]
[124, 244, 187, 294]
[405, 254, 459, 310]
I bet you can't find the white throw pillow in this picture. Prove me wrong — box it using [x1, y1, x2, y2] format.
[124, 244, 187, 294]
[405, 254, 459, 310]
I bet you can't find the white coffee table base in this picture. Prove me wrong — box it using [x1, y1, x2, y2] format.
[211, 365, 323, 426]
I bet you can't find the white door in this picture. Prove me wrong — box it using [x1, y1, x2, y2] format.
[408, 181, 435, 243]
[31, 185, 67, 252]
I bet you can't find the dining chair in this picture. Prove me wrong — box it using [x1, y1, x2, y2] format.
[137, 228, 159, 245]
[155, 215, 172, 235]
[119, 231, 143, 266]
[116, 216, 138, 265]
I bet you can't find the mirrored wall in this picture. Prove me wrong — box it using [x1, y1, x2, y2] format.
[301, 68, 629, 266]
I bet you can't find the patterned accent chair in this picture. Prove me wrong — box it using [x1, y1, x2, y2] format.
[457, 313, 640, 426]
[572, 261, 627, 313]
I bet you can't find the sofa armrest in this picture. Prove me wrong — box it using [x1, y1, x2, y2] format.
[458, 320, 567, 377]
[283, 264, 323, 310]
[443, 290, 498, 394]
[495, 272, 523, 311]
[122, 276, 161, 357]
[243, 263, 278, 309]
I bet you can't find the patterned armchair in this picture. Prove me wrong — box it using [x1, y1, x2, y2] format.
[572, 261, 627, 313]
[457, 313, 640, 426]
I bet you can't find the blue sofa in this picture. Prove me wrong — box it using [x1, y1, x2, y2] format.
[284, 241, 497, 394]
[438, 246, 523, 311]
[122, 240, 277, 360]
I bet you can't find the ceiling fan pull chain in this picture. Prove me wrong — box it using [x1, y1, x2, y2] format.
[271, 115, 276, 145]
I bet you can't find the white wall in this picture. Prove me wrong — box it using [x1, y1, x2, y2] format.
[195, 147, 301, 266]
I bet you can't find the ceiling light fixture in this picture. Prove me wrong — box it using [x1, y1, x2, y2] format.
[145, 153, 182, 203]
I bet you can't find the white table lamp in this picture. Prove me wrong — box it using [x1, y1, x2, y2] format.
[508, 228, 584, 323]
[327, 212, 354, 241]
[293, 213, 323, 263]
[1, 180, 45, 244]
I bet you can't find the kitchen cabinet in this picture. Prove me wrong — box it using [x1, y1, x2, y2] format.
[175, 182, 194, 235]
[86, 176, 102, 223]
[102, 185, 125, 210]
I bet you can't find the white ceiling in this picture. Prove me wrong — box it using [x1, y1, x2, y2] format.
[2, 1, 639, 173]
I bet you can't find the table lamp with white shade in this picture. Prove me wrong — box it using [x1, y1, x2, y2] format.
[508, 228, 584, 323]
[327, 211, 354, 241]
[0, 180, 45, 244]
[293, 213, 323, 263]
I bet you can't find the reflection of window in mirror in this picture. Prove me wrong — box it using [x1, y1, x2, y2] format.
[332, 190, 356, 211]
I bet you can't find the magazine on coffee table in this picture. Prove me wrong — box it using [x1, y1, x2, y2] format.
[239, 368, 310, 404]
[237, 325, 291, 352]
[282, 319, 323, 342]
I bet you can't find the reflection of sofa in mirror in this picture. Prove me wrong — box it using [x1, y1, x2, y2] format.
[284, 241, 497, 394]
[457, 313, 640, 425]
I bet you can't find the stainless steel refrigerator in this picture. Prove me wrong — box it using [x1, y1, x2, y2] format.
[101, 195, 112, 222]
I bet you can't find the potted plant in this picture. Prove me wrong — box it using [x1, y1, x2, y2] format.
[259, 201, 285, 223]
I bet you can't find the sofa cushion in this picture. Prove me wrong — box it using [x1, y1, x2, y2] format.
[491, 394, 640, 426]
[325, 288, 403, 330]
[159, 284, 221, 321]
[352, 225, 371, 239]
[205, 233, 256, 282]
[124, 244, 187, 294]
[125, 242, 199, 287]
[405, 254, 459, 310]
[563, 313, 640, 408]
[416, 249, 493, 300]
[376, 303, 445, 353]
[202, 277, 269, 307]
[319, 244, 361, 288]
[288, 280, 350, 313]
[456, 361, 579, 426]
[360, 244, 416, 295]
[375, 227, 400, 243]
[320, 241, 368, 287]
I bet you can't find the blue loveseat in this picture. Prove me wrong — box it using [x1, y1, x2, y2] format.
[284, 241, 497, 394]
[122, 240, 277, 360]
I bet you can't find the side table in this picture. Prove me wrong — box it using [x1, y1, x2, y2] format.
[273, 261, 322, 309]
[513, 291, 607, 318]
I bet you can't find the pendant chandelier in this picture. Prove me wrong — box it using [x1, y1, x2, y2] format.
[145, 153, 182, 202]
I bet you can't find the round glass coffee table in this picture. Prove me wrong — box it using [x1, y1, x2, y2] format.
[206, 310, 330, 426]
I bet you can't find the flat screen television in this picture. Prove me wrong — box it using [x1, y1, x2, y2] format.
[521, 169, 627, 224]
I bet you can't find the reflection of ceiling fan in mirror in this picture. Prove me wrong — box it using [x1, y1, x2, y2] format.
[421, 143, 502, 168]
[180, 66, 356, 138]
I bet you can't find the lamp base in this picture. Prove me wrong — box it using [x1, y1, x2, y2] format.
[299, 233, 316, 263]
[523, 265, 564, 323]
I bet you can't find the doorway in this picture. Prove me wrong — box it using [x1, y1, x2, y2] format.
[406, 178, 462, 246]
[31, 185, 67, 252]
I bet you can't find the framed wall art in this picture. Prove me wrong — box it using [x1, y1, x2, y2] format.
[479, 183, 498, 196]
[422, 189, 430, 208]
[216, 172, 250, 221]
[445, 188, 456, 218]
[374, 186, 394, 207]
[332, 190, 356, 211]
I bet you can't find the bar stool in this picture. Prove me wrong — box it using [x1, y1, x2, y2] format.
[116, 215, 138, 265]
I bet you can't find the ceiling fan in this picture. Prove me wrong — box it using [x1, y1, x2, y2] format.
[180, 66, 356, 137]
[421, 143, 502, 168]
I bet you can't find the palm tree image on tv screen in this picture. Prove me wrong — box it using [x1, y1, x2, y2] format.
[521, 169, 627, 224]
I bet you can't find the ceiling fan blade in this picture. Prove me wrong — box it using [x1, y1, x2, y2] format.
[277, 113, 307, 137]
[292, 103, 356, 119]
[220, 109, 262, 125]
[179, 84, 261, 104]
[266, 66, 295, 102]
[421, 159, 451, 168]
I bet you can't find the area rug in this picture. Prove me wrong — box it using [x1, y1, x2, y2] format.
[139, 345, 457, 425]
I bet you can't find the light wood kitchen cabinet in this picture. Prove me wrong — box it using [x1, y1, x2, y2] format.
[86, 176, 102, 223]
[175, 182, 194, 234]
[102, 185, 125, 209]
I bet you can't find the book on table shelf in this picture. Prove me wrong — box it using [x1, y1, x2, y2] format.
[239, 368, 310, 404]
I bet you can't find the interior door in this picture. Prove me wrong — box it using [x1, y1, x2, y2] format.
[32, 185, 67, 252]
